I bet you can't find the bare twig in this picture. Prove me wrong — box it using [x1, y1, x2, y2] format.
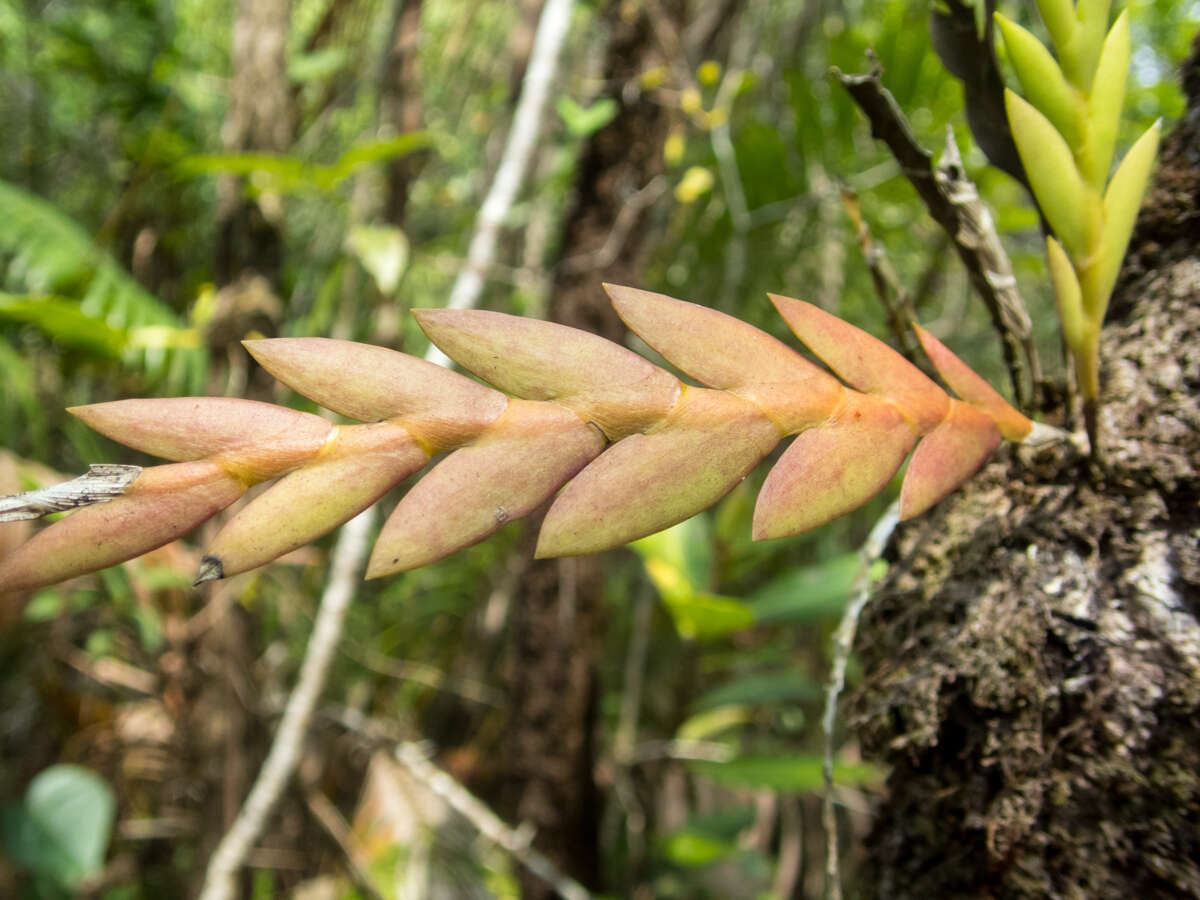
[198, 507, 373, 900]
[833, 65, 1041, 411]
[394, 742, 595, 900]
[840, 187, 920, 359]
[0, 464, 141, 522]
[427, 0, 576, 365]
[821, 500, 900, 900]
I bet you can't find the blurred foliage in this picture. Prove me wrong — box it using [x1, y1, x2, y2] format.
[0, 0, 1192, 897]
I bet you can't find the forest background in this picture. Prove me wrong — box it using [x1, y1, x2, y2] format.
[0, 0, 1195, 898]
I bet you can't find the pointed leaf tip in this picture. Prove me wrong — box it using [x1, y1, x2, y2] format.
[768, 294, 949, 433]
[912, 324, 1032, 441]
[899, 401, 1001, 519]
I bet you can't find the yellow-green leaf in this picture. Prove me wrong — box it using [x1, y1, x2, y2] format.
[995, 13, 1085, 150]
[1046, 236, 1087, 352]
[1092, 120, 1161, 318]
[1005, 89, 1091, 258]
[1081, 11, 1130, 187]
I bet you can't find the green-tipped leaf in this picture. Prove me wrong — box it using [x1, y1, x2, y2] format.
[537, 388, 780, 557]
[1045, 236, 1088, 352]
[1092, 120, 1160, 318]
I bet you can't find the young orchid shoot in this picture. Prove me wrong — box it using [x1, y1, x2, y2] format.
[996, 0, 1159, 452]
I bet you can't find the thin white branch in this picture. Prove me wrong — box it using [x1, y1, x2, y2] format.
[394, 742, 594, 900]
[198, 507, 373, 900]
[821, 500, 900, 900]
[427, 0, 576, 366]
[0, 464, 141, 522]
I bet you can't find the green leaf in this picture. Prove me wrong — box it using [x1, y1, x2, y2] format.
[0, 294, 126, 357]
[345, 225, 409, 295]
[661, 830, 738, 868]
[1081, 11, 1130, 187]
[1, 765, 115, 889]
[1046, 236, 1087, 351]
[555, 96, 619, 138]
[1092, 119, 1161, 318]
[995, 13, 1085, 149]
[747, 552, 873, 623]
[691, 753, 884, 792]
[658, 587, 756, 641]
[1005, 89, 1092, 258]
[691, 670, 822, 712]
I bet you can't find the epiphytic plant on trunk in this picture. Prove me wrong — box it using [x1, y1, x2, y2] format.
[0, 284, 1035, 593]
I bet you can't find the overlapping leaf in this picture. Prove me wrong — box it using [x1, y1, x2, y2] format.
[0, 285, 1033, 592]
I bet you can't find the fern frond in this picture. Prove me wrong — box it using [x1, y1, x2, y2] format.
[0, 179, 205, 390]
[0, 285, 1033, 593]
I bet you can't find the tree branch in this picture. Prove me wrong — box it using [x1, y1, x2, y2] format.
[833, 64, 1042, 411]
[0, 464, 141, 523]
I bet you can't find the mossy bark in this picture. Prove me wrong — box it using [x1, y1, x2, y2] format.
[849, 36, 1200, 899]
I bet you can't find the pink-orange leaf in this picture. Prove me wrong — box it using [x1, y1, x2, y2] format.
[754, 391, 917, 540]
[199, 422, 428, 582]
[69, 398, 333, 483]
[769, 294, 949, 432]
[414, 307, 680, 440]
[912, 324, 1033, 441]
[899, 400, 1002, 520]
[367, 400, 605, 577]
[537, 387, 781, 557]
[0, 462, 245, 594]
[605, 284, 844, 433]
[244, 338, 507, 448]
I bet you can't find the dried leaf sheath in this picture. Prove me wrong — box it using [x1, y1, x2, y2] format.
[0, 285, 1034, 591]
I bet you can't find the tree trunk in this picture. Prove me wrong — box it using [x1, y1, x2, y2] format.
[849, 36, 1200, 899]
[215, 0, 294, 286]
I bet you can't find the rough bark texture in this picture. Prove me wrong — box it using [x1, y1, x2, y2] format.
[849, 38, 1200, 900]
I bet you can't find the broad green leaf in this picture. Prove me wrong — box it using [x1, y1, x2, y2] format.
[692, 670, 822, 712]
[691, 753, 883, 792]
[658, 587, 756, 642]
[747, 552, 863, 623]
[1, 765, 116, 889]
[0, 294, 125, 357]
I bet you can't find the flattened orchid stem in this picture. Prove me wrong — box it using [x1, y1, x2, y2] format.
[0, 462, 245, 594]
[199, 422, 428, 582]
[244, 338, 507, 449]
[899, 400, 1002, 520]
[414, 307, 680, 440]
[753, 391, 917, 540]
[537, 387, 781, 557]
[605, 284, 843, 433]
[367, 399, 605, 577]
[69, 398, 334, 484]
[768, 294, 950, 432]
